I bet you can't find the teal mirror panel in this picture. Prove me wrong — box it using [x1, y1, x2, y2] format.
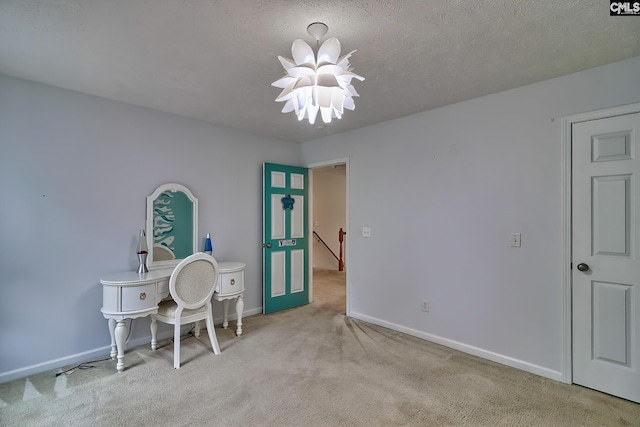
[146, 183, 198, 270]
[153, 190, 193, 260]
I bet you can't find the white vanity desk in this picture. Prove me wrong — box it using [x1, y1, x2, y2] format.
[101, 261, 245, 372]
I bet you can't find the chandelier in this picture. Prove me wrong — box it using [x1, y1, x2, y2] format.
[272, 22, 364, 125]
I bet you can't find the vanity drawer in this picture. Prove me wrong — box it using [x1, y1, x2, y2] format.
[218, 271, 244, 295]
[121, 283, 156, 312]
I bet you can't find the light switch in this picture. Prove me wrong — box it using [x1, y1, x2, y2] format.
[362, 227, 371, 238]
[510, 233, 521, 247]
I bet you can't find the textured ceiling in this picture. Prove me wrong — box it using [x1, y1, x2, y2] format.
[1, 1, 638, 142]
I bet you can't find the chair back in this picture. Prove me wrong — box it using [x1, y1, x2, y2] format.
[169, 253, 219, 310]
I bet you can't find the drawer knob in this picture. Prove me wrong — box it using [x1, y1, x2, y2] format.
[139, 292, 147, 300]
[230, 278, 235, 286]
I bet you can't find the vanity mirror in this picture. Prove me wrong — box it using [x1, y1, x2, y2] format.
[145, 183, 198, 270]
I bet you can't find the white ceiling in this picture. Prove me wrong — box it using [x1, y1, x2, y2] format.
[1, 1, 638, 143]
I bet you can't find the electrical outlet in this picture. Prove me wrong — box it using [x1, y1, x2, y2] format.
[362, 227, 371, 237]
[422, 300, 429, 312]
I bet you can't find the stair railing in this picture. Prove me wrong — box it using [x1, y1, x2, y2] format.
[313, 228, 346, 271]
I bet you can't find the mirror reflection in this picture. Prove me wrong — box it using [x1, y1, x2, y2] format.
[146, 183, 198, 270]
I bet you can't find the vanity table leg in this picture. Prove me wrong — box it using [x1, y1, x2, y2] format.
[150, 316, 158, 351]
[108, 318, 117, 359]
[114, 320, 127, 372]
[221, 299, 230, 329]
[235, 294, 244, 337]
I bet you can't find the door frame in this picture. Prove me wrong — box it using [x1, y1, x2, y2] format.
[561, 102, 640, 384]
[306, 156, 351, 317]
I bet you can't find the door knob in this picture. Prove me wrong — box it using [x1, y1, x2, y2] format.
[263, 243, 272, 249]
[577, 263, 589, 272]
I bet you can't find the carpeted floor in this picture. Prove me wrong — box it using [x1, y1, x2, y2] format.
[1, 268, 639, 426]
[311, 267, 347, 313]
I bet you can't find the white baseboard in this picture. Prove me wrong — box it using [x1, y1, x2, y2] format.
[0, 308, 265, 384]
[350, 311, 563, 382]
[0, 346, 114, 384]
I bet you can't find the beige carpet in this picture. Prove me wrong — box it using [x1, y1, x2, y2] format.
[1, 268, 639, 426]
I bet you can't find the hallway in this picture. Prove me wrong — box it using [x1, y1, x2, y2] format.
[312, 268, 346, 314]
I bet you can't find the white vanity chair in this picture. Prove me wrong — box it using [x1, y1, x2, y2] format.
[191, 260, 246, 337]
[150, 253, 221, 369]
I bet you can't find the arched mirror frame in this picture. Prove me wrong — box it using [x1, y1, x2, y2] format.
[145, 183, 198, 270]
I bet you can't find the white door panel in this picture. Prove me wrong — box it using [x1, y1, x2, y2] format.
[572, 112, 640, 403]
[291, 249, 305, 293]
[271, 251, 286, 297]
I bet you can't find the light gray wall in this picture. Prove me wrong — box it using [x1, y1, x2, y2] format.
[0, 75, 301, 378]
[3, 56, 639, 382]
[312, 167, 346, 270]
[302, 56, 640, 379]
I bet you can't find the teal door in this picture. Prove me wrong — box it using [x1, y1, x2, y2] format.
[263, 163, 309, 314]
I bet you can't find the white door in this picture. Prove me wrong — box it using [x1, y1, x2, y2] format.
[572, 112, 640, 403]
